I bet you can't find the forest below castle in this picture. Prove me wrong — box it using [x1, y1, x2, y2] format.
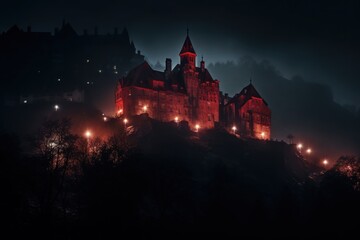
[1, 111, 359, 238]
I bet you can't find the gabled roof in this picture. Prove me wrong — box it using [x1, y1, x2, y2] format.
[179, 35, 196, 55]
[121, 60, 216, 92]
[57, 22, 78, 37]
[197, 67, 214, 82]
[227, 83, 268, 106]
[122, 61, 165, 87]
[6, 25, 22, 35]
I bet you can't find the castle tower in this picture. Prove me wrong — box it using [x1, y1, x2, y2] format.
[179, 30, 199, 123]
[179, 29, 197, 69]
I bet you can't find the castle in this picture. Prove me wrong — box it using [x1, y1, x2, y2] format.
[115, 32, 271, 139]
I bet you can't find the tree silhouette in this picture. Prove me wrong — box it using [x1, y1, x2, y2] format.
[32, 119, 78, 218]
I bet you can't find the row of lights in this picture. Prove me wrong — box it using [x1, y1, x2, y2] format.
[297, 143, 329, 167]
[231, 125, 266, 140]
[296, 143, 312, 154]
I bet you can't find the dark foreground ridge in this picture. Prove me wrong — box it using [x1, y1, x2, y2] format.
[1, 114, 359, 238]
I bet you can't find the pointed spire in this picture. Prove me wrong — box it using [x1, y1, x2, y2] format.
[187, 26, 189, 36]
[200, 55, 205, 70]
[179, 31, 196, 55]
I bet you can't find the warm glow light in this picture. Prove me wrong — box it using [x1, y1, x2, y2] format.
[54, 104, 59, 111]
[297, 143, 303, 149]
[306, 148, 312, 154]
[174, 116, 179, 123]
[323, 159, 328, 166]
[195, 124, 200, 132]
[232, 125, 237, 134]
[261, 132, 265, 139]
[103, 117, 107, 121]
[143, 105, 148, 112]
[123, 118, 128, 124]
[85, 130, 92, 138]
[117, 109, 123, 115]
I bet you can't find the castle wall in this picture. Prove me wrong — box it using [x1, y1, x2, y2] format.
[116, 85, 192, 124]
[198, 81, 220, 128]
[115, 81, 220, 129]
[238, 98, 271, 139]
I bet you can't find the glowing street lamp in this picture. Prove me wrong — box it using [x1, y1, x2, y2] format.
[306, 148, 312, 154]
[85, 130, 92, 139]
[54, 104, 59, 111]
[323, 159, 328, 166]
[195, 124, 200, 132]
[232, 125, 237, 134]
[103, 116, 107, 122]
[143, 105, 148, 113]
[123, 118, 128, 128]
[297, 143, 303, 150]
[174, 116, 179, 123]
[261, 132, 265, 139]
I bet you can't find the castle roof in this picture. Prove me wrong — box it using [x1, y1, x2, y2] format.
[57, 22, 78, 37]
[121, 61, 216, 92]
[6, 25, 22, 35]
[179, 35, 196, 55]
[227, 83, 268, 107]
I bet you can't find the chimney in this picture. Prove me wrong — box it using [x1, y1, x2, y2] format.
[114, 27, 118, 35]
[27, 26, 31, 33]
[165, 58, 172, 78]
[200, 56, 205, 71]
[137, 50, 141, 55]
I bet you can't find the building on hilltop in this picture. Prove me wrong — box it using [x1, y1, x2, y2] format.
[115, 32, 220, 129]
[115, 32, 271, 138]
[223, 82, 271, 139]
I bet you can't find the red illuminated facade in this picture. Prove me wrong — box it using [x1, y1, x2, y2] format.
[115, 33, 219, 129]
[115, 33, 271, 138]
[223, 83, 271, 139]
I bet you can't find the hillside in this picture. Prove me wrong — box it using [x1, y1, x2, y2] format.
[1, 113, 359, 238]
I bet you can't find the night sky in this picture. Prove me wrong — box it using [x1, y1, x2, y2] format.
[1, 0, 359, 158]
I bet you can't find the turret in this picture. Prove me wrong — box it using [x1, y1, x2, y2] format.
[179, 29, 196, 69]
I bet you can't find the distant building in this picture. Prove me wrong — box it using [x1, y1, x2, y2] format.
[115, 32, 271, 138]
[0, 20, 144, 105]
